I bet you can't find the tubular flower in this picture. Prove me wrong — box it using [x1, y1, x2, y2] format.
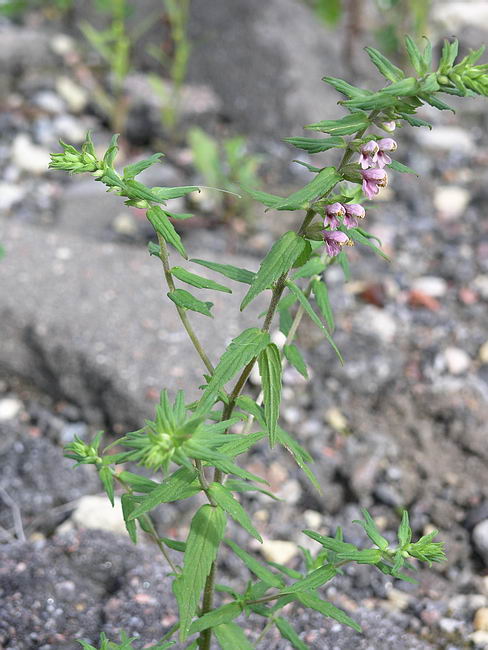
[343, 203, 365, 229]
[322, 230, 350, 257]
[359, 140, 379, 169]
[376, 138, 397, 168]
[324, 202, 345, 230]
[361, 168, 388, 200]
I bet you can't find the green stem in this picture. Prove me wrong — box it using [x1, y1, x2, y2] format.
[197, 562, 217, 650]
[156, 232, 215, 375]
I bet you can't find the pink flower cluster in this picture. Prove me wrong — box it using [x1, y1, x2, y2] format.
[322, 202, 365, 257]
[359, 137, 397, 200]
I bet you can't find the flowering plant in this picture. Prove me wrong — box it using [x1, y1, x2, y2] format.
[50, 37, 488, 649]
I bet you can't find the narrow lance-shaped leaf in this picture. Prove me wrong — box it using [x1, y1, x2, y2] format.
[171, 266, 232, 293]
[312, 277, 334, 332]
[191, 258, 255, 285]
[208, 482, 262, 542]
[175, 504, 227, 640]
[296, 592, 361, 633]
[283, 344, 308, 379]
[365, 46, 405, 83]
[258, 343, 282, 446]
[121, 494, 137, 543]
[285, 281, 343, 363]
[128, 468, 200, 520]
[283, 136, 346, 154]
[275, 617, 310, 650]
[225, 539, 284, 588]
[213, 623, 254, 650]
[167, 289, 214, 317]
[241, 232, 306, 310]
[197, 328, 270, 415]
[305, 113, 370, 136]
[188, 602, 242, 636]
[147, 205, 187, 259]
[98, 466, 114, 506]
[272, 167, 342, 211]
[123, 153, 164, 180]
[285, 563, 337, 594]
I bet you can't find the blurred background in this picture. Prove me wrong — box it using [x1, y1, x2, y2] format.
[0, 1, 488, 648]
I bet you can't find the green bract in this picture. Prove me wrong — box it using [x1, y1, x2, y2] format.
[50, 34, 486, 650]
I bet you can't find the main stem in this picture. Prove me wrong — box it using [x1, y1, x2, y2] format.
[195, 112, 380, 649]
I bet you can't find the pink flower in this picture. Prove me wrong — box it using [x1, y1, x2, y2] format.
[322, 230, 349, 257]
[343, 203, 365, 229]
[376, 138, 397, 168]
[361, 168, 388, 200]
[324, 202, 345, 230]
[359, 140, 379, 169]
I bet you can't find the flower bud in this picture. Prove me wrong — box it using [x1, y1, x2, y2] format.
[324, 202, 345, 230]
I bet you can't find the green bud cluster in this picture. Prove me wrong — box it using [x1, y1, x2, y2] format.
[64, 432, 103, 466]
[49, 133, 102, 175]
[437, 41, 488, 97]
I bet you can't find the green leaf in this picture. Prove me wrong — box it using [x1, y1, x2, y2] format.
[197, 328, 270, 415]
[168, 289, 213, 317]
[336, 549, 383, 564]
[225, 539, 284, 588]
[376, 560, 417, 584]
[296, 592, 361, 632]
[171, 266, 232, 293]
[387, 160, 418, 175]
[404, 35, 423, 75]
[160, 536, 186, 552]
[303, 530, 357, 554]
[353, 509, 389, 551]
[123, 153, 164, 180]
[121, 494, 137, 543]
[293, 160, 322, 173]
[258, 343, 282, 446]
[241, 232, 306, 310]
[225, 479, 279, 501]
[286, 564, 337, 593]
[128, 468, 200, 520]
[283, 344, 308, 379]
[322, 76, 371, 99]
[347, 228, 390, 262]
[117, 471, 159, 493]
[214, 623, 254, 650]
[188, 602, 242, 636]
[191, 258, 255, 285]
[275, 617, 310, 650]
[218, 431, 267, 458]
[208, 483, 262, 542]
[99, 466, 114, 506]
[305, 113, 370, 136]
[147, 205, 187, 259]
[103, 133, 119, 167]
[150, 186, 199, 201]
[337, 250, 351, 281]
[285, 281, 343, 362]
[242, 186, 284, 208]
[421, 94, 454, 112]
[163, 209, 194, 220]
[272, 167, 342, 211]
[312, 278, 334, 333]
[364, 46, 405, 83]
[283, 136, 346, 154]
[421, 37, 432, 70]
[292, 256, 326, 279]
[398, 113, 431, 129]
[276, 427, 321, 492]
[439, 38, 459, 71]
[398, 510, 412, 547]
[175, 504, 227, 640]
